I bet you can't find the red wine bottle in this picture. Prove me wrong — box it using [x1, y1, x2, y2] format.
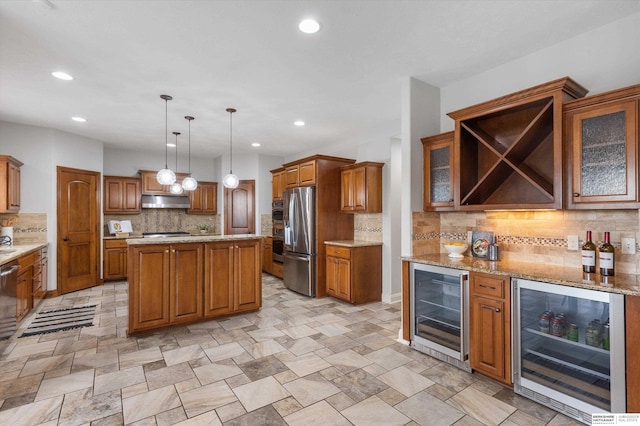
[581, 231, 596, 273]
[599, 232, 615, 276]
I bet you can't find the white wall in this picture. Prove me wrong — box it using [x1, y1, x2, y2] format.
[440, 13, 640, 130]
[0, 120, 105, 291]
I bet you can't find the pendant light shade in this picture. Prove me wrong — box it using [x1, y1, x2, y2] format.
[223, 107, 239, 189]
[181, 115, 198, 191]
[157, 94, 176, 185]
[169, 131, 184, 194]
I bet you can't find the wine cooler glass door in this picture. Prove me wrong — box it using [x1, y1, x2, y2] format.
[514, 279, 625, 419]
[411, 264, 468, 361]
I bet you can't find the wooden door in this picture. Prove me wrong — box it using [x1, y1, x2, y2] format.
[224, 180, 255, 235]
[57, 167, 100, 294]
[234, 239, 261, 312]
[470, 295, 506, 381]
[170, 243, 203, 323]
[129, 244, 170, 332]
[204, 242, 233, 317]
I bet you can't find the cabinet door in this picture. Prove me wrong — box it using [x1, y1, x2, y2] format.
[336, 258, 351, 301]
[104, 246, 127, 280]
[298, 161, 316, 186]
[235, 240, 261, 312]
[8, 160, 20, 211]
[16, 267, 32, 321]
[188, 182, 218, 214]
[326, 257, 339, 296]
[104, 177, 141, 214]
[285, 165, 299, 188]
[129, 245, 170, 331]
[141, 170, 169, 194]
[262, 238, 273, 274]
[340, 170, 355, 211]
[272, 170, 285, 201]
[170, 243, 203, 323]
[470, 296, 506, 381]
[204, 242, 234, 317]
[569, 100, 638, 205]
[422, 132, 454, 211]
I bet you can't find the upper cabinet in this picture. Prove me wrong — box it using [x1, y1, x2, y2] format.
[564, 85, 640, 209]
[285, 160, 316, 188]
[104, 175, 141, 214]
[340, 162, 383, 213]
[447, 77, 588, 210]
[188, 181, 218, 214]
[422, 132, 454, 211]
[139, 169, 189, 195]
[0, 155, 23, 213]
[271, 167, 286, 201]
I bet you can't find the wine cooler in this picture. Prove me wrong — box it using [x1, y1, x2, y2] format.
[513, 279, 626, 424]
[410, 263, 470, 371]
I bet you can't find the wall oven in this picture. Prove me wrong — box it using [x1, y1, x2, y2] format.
[410, 263, 470, 372]
[272, 201, 284, 264]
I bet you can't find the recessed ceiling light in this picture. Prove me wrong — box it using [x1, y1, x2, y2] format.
[71, 116, 86, 122]
[294, 120, 305, 127]
[298, 19, 320, 34]
[52, 71, 73, 80]
[251, 142, 261, 147]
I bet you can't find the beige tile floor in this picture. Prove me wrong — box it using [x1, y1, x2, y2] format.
[0, 274, 582, 425]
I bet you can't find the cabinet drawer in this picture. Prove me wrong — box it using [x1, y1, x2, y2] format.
[104, 239, 128, 249]
[326, 245, 351, 260]
[471, 273, 506, 299]
[272, 261, 283, 278]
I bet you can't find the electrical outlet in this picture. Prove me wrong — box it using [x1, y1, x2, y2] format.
[567, 235, 579, 251]
[622, 237, 636, 254]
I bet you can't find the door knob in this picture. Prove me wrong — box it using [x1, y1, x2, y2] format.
[63, 237, 70, 241]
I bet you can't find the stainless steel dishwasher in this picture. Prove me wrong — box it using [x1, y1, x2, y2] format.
[0, 261, 20, 342]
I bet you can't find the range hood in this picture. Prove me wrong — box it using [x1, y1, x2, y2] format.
[141, 194, 191, 209]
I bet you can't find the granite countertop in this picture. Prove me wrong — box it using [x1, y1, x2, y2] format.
[126, 234, 264, 245]
[403, 254, 640, 296]
[0, 243, 49, 266]
[324, 240, 383, 248]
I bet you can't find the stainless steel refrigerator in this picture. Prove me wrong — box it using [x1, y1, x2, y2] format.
[283, 186, 316, 296]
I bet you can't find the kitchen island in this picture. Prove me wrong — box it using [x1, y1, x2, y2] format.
[126, 234, 262, 335]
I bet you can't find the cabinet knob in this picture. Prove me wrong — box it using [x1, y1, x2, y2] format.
[573, 192, 580, 197]
[63, 237, 69, 241]
[495, 308, 500, 312]
[449, 199, 454, 202]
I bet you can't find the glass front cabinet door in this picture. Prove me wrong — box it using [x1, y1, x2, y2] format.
[565, 85, 640, 209]
[422, 131, 455, 211]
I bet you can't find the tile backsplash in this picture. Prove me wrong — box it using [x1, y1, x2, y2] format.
[412, 209, 640, 274]
[105, 210, 221, 235]
[0, 213, 47, 244]
[354, 213, 383, 242]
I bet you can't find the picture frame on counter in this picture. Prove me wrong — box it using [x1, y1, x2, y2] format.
[471, 230, 493, 258]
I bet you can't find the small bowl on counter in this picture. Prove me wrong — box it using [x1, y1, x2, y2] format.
[443, 242, 468, 258]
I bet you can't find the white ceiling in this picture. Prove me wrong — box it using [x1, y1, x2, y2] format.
[0, 0, 637, 159]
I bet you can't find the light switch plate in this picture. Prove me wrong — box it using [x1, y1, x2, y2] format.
[622, 237, 636, 254]
[567, 235, 579, 251]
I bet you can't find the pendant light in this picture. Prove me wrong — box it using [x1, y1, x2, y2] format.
[156, 94, 177, 185]
[169, 131, 184, 194]
[222, 107, 239, 189]
[181, 115, 198, 191]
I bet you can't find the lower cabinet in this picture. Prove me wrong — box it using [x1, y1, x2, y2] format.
[325, 243, 381, 305]
[103, 239, 128, 281]
[262, 237, 273, 274]
[469, 271, 511, 385]
[271, 261, 283, 279]
[16, 258, 33, 322]
[128, 239, 260, 334]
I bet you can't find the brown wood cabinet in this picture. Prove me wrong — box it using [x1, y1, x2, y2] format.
[139, 169, 189, 195]
[340, 162, 383, 213]
[103, 239, 128, 281]
[469, 271, 511, 385]
[32, 246, 47, 309]
[262, 236, 273, 274]
[564, 85, 640, 209]
[0, 155, 23, 213]
[128, 242, 204, 333]
[188, 181, 218, 214]
[271, 168, 286, 201]
[272, 261, 283, 279]
[128, 238, 261, 334]
[447, 77, 587, 210]
[325, 243, 382, 305]
[626, 295, 640, 412]
[422, 132, 455, 211]
[204, 239, 261, 318]
[14, 247, 48, 321]
[285, 160, 316, 188]
[104, 176, 141, 214]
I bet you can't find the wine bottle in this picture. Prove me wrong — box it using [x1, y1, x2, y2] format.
[599, 231, 615, 276]
[581, 231, 596, 273]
